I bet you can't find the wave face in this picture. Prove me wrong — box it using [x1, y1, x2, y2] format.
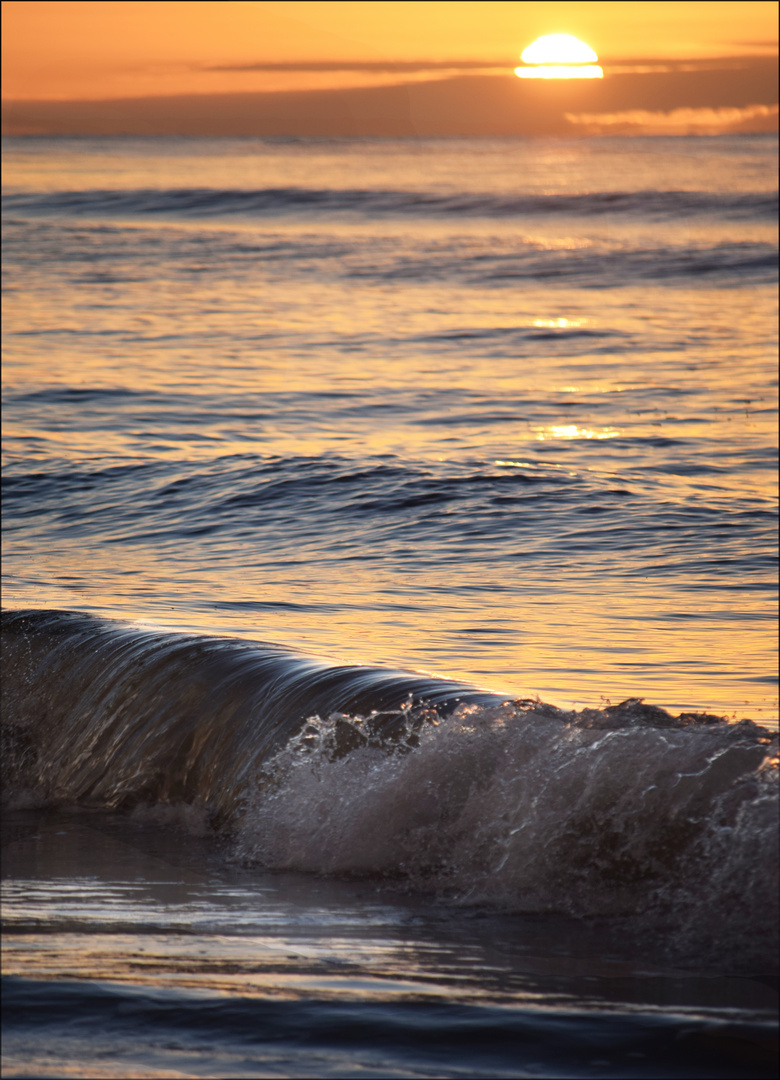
[3, 609, 777, 970]
[1, 609, 499, 818]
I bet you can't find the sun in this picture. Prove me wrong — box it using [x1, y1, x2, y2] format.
[515, 34, 603, 80]
[521, 34, 597, 65]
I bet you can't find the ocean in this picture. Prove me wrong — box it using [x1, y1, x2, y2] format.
[2, 134, 778, 1077]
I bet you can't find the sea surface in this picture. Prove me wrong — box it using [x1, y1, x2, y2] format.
[2, 134, 778, 1078]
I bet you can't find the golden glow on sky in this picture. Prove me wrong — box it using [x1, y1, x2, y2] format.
[1, 1, 777, 101]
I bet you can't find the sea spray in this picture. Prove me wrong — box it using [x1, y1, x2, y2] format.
[233, 699, 778, 971]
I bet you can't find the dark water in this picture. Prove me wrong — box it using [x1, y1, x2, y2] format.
[2, 135, 778, 1076]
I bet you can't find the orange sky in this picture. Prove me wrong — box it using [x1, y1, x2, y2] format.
[3, 1, 778, 101]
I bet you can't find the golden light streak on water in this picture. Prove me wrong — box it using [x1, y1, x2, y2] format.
[535, 424, 620, 440]
[532, 318, 588, 328]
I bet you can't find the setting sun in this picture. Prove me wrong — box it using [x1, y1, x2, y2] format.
[516, 34, 603, 79]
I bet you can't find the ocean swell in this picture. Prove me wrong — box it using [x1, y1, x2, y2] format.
[4, 186, 776, 222]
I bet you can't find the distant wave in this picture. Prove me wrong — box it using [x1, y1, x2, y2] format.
[4, 202, 775, 288]
[3, 185, 777, 221]
[3, 609, 777, 970]
[3, 453, 775, 581]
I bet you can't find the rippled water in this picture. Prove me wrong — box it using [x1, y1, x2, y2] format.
[3, 135, 778, 719]
[2, 135, 778, 1077]
[3, 807, 777, 1079]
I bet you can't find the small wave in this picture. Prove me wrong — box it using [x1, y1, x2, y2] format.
[4, 212, 774, 290]
[3, 452, 774, 580]
[4, 186, 777, 222]
[360, 241, 778, 286]
[8, 977, 774, 1078]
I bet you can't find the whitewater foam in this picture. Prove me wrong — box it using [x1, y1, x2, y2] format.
[234, 700, 777, 971]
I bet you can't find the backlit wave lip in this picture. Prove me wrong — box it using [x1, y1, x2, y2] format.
[1, 608, 506, 819]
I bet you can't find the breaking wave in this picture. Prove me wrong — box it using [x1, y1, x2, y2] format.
[2, 608, 777, 971]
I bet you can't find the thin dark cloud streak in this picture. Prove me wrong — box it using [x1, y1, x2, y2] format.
[207, 60, 511, 73]
[206, 56, 774, 74]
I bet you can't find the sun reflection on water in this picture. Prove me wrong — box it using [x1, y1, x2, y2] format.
[532, 318, 588, 329]
[536, 424, 620, 441]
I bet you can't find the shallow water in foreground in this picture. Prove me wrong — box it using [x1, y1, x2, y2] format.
[3, 809, 778, 1079]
